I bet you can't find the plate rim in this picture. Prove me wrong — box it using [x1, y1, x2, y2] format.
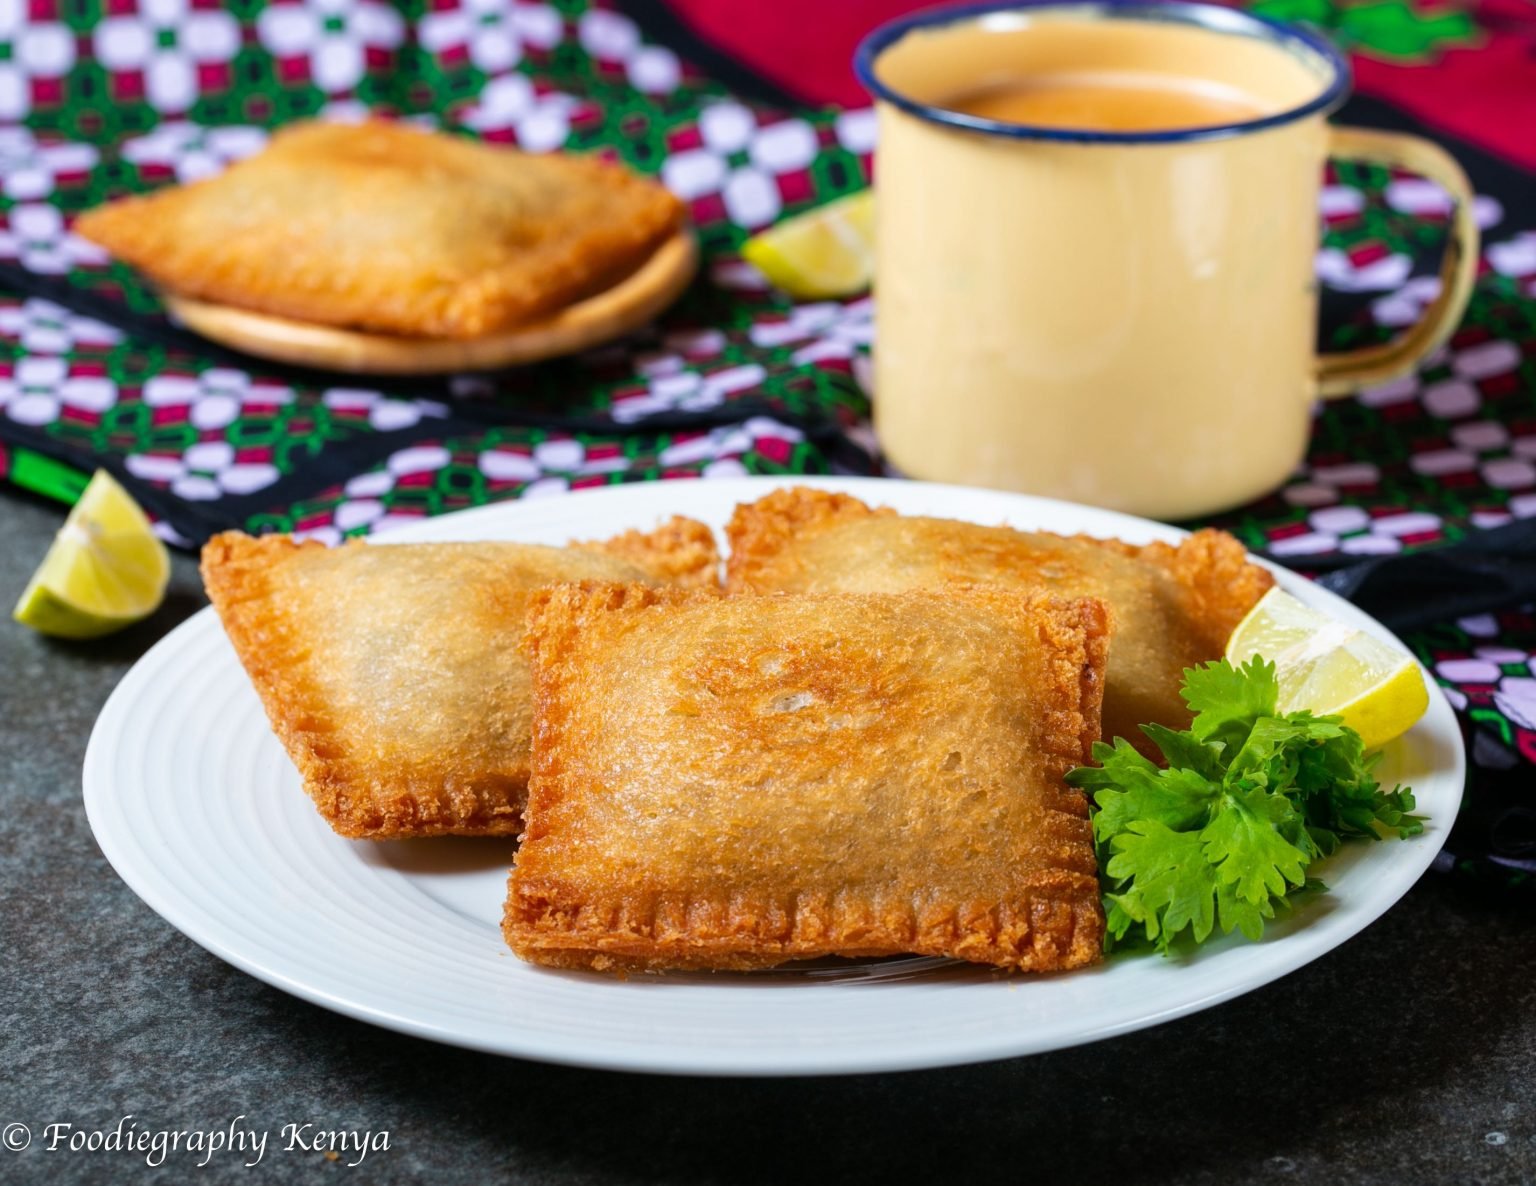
[162, 230, 699, 376]
[82, 476, 1466, 1076]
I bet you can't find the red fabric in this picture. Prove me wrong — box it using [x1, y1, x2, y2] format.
[1353, 11, 1536, 170]
[662, 0, 919, 107]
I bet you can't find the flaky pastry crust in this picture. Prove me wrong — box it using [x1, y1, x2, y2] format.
[200, 520, 718, 839]
[578, 515, 720, 589]
[724, 486, 1273, 752]
[76, 121, 686, 339]
[505, 582, 1108, 974]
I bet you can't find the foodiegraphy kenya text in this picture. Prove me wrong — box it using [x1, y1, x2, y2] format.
[1, 1115, 390, 1167]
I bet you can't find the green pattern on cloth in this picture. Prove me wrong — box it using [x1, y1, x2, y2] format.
[1250, 0, 1481, 63]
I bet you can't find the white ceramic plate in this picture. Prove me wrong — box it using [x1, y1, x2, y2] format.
[83, 477, 1464, 1076]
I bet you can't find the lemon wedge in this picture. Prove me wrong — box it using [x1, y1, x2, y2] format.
[740, 190, 874, 299]
[1225, 587, 1429, 750]
[13, 469, 170, 639]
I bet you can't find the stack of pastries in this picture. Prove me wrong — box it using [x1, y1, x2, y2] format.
[201, 486, 1272, 976]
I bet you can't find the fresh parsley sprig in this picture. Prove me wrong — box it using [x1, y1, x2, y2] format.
[1066, 657, 1423, 954]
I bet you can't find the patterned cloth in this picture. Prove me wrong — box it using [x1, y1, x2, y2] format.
[1, 0, 1533, 888]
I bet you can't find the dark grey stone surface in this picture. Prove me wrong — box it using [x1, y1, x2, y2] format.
[2, 487, 1533, 1186]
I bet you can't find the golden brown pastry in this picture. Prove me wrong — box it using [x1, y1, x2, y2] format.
[76, 121, 686, 339]
[505, 582, 1108, 974]
[200, 521, 718, 839]
[724, 487, 1272, 751]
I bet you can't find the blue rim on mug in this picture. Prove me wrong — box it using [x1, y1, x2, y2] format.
[852, 0, 1352, 145]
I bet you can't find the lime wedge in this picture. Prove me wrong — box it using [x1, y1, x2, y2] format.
[13, 470, 170, 639]
[1225, 587, 1429, 750]
[741, 191, 874, 299]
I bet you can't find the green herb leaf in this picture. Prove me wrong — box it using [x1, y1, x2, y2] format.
[1139, 722, 1226, 780]
[1202, 786, 1311, 903]
[1070, 656, 1424, 956]
[1184, 656, 1277, 748]
[1067, 738, 1217, 842]
[1104, 822, 1219, 948]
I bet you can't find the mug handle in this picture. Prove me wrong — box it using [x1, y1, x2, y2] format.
[1315, 126, 1480, 398]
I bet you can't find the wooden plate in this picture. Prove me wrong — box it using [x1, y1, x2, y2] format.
[162, 230, 699, 376]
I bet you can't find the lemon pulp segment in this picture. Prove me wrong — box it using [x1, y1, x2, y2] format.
[741, 190, 874, 299]
[13, 470, 170, 639]
[1225, 587, 1429, 751]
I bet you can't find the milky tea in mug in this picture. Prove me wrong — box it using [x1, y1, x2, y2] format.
[857, 3, 1476, 519]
